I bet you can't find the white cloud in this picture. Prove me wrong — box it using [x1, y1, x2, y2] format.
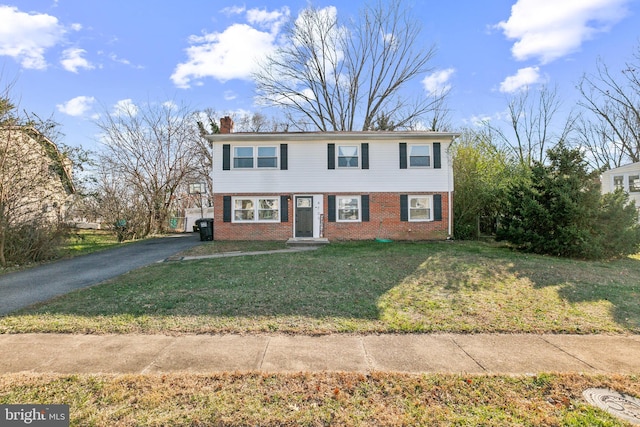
[61, 48, 94, 73]
[422, 68, 455, 96]
[495, 0, 630, 64]
[171, 7, 290, 88]
[221, 6, 246, 16]
[113, 99, 138, 116]
[0, 5, 66, 69]
[57, 95, 95, 117]
[499, 66, 543, 93]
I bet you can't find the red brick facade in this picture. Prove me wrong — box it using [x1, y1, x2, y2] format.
[213, 192, 451, 241]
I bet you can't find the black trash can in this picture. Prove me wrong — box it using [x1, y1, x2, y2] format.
[198, 218, 214, 241]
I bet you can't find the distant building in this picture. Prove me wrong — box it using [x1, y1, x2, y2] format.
[601, 162, 640, 213]
[0, 126, 75, 224]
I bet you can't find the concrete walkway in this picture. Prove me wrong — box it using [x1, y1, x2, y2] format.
[1, 333, 639, 375]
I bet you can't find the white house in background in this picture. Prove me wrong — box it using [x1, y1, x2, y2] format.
[206, 117, 459, 242]
[601, 162, 640, 208]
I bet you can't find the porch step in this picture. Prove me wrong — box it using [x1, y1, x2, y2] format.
[286, 238, 330, 247]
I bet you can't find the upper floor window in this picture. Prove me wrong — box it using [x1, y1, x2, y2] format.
[614, 176, 624, 190]
[338, 145, 359, 168]
[233, 146, 278, 169]
[630, 175, 640, 192]
[409, 145, 430, 167]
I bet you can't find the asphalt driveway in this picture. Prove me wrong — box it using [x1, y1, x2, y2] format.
[0, 233, 202, 316]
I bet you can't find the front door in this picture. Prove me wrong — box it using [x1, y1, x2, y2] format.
[295, 196, 314, 237]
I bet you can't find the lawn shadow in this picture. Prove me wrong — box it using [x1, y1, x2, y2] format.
[13, 242, 435, 328]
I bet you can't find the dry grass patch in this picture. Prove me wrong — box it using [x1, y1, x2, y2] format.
[1, 372, 638, 426]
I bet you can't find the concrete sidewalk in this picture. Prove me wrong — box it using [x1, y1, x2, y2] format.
[1, 333, 639, 375]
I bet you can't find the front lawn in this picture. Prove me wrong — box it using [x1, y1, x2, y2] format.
[1, 241, 638, 334]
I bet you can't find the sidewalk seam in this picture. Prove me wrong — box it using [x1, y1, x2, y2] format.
[450, 335, 488, 372]
[258, 336, 272, 370]
[540, 336, 600, 371]
[140, 337, 179, 374]
[359, 337, 375, 372]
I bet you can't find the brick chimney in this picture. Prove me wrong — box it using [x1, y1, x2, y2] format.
[220, 116, 234, 134]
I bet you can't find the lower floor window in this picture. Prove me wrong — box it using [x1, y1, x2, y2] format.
[233, 197, 279, 222]
[338, 196, 360, 221]
[409, 195, 432, 221]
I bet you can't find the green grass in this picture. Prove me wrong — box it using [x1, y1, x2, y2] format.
[59, 229, 123, 257]
[0, 372, 637, 426]
[1, 240, 638, 334]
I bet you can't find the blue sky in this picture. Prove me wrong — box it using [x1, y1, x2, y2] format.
[1, 0, 638, 151]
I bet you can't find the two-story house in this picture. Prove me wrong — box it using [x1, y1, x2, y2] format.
[207, 117, 458, 242]
[601, 162, 640, 216]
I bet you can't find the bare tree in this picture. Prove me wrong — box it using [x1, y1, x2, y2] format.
[253, 0, 445, 131]
[578, 47, 640, 165]
[575, 114, 627, 170]
[491, 85, 575, 166]
[96, 100, 202, 236]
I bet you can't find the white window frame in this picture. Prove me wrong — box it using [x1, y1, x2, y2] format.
[337, 195, 361, 222]
[408, 195, 433, 222]
[232, 197, 280, 222]
[337, 145, 359, 168]
[630, 175, 640, 192]
[233, 146, 278, 169]
[613, 175, 624, 190]
[408, 144, 431, 168]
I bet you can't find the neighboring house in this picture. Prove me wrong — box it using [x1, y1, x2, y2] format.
[601, 162, 640, 210]
[207, 117, 459, 242]
[0, 126, 75, 224]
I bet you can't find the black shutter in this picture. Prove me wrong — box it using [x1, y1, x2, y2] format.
[361, 143, 369, 169]
[400, 194, 408, 221]
[223, 196, 232, 222]
[280, 195, 289, 222]
[328, 143, 335, 169]
[361, 195, 370, 222]
[222, 144, 231, 170]
[399, 143, 407, 169]
[280, 144, 288, 170]
[328, 195, 336, 222]
[433, 194, 442, 221]
[433, 142, 441, 169]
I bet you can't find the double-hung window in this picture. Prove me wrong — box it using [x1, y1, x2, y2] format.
[408, 195, 433, 221]
[233, 197, 279, 222]
[614, 176, 624, 190]
[233, 146, 278, 169]
[257, 147, 277, 168]
[409, 145, 430, 167]
[338, 145, 359, 168]
[630, 175, 640, 192]
[337, 196, 360, 221]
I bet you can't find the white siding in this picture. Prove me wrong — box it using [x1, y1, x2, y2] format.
[213, 139, 454, 194]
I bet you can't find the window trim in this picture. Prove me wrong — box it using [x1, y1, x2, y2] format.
[630, 175, 640, 192]
[337, 145, 360, 168]
[336, 195, 361, 222]
[231, 196, 280, 222]
[408, 144, 431, 168]
[232, 145, 279, 169]
[613, 175, 624, 190]
[408, 195, 433, 222]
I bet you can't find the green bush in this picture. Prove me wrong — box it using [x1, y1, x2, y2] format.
[497, 144, 640, 259]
